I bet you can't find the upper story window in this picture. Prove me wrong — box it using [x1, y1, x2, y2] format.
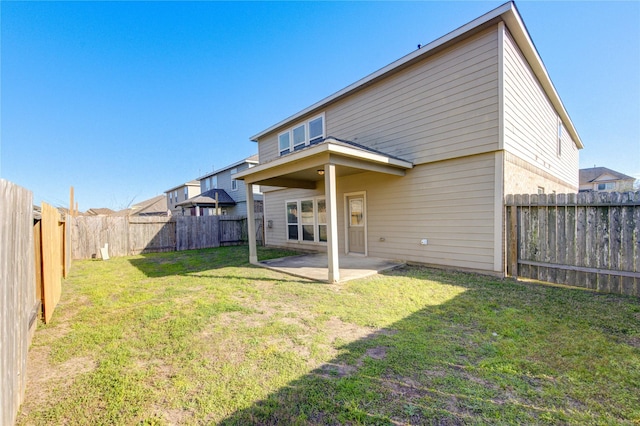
[230, 168, 238, 191]
[211, 176, 217, 189]
[169, 193, 172, 203]
[278, 113, 325, 156]
[205, 178, 211, 191]
[174, 190, 178, 201]
[184, 187, 188, 199]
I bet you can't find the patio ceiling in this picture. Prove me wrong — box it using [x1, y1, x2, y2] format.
[234, 137, 413, 189]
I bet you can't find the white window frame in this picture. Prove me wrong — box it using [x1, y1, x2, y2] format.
[184, 187, 188, 199]
[230, 168, 238, 191]
[212, 176, 218, 189]
[278, 113, 325, 156]
[285, 196, 327, 244]
[205, 178, 211, 191]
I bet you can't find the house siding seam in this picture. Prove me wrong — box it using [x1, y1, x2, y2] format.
[503, 29, 579, 187]
[256, 27, 500, 167]
[263, 153, 498, 272]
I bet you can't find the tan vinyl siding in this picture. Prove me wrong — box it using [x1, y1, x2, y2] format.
[328, 29, 499, 165]
[263, 153, 498, 272]
[258, 138, 278, 167]
[503, 29, 579, 188]
[256, 28, 500, 166]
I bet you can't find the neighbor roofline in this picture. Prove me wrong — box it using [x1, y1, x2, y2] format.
[163, 180, 200, 193]
[196, 155, 259, 181]
[249, 1, 583, 149]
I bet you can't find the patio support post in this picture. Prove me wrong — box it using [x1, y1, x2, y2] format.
[324, 163, 340, 283]
[246, 182, 258, 264]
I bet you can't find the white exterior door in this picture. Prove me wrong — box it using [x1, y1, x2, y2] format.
[347, 195, 366, 254]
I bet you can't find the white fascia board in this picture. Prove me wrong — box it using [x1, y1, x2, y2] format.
[164, 181, 200, 193]
[250, 2, 514, 142]
[196, 156, 259, 180]
[235, 141, 411, 180]
[325, 143, 413, 169]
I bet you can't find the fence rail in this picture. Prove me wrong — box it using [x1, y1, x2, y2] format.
[72, 214, 263, 259]
[506, 191, 640, 297]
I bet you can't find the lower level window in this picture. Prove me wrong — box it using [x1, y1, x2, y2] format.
[286, 197, 326, 243]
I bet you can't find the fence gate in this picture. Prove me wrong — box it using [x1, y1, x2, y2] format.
[506, 192, 640, 297]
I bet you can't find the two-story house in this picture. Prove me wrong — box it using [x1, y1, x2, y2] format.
[177, 155, 262, 216]
[165, 180, 201, 216]
[236, 2, 583, 282]
[579, 167, 636, 193]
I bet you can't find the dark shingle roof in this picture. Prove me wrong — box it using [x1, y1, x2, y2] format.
[176, 188, 236, 207]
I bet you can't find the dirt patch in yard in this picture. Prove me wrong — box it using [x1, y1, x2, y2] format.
[18, 345, 95, 420]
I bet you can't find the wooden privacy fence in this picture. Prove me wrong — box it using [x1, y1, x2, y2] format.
[72, 214, 264, 259]
[1, 180, 37, 426]
[506, 191, 640, 297]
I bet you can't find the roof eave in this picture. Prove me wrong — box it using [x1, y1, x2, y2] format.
[196, 156, 260, 181]
[250, 1, 584, 151]
[500, 4, 584, 149]
[250, 2, 514, 142]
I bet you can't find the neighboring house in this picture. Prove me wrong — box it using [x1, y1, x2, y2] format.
[178, 155, 262, 216]
[579, 167, 636, 193]
[236, 2, 583, 282]
[165, 180, 201, 215]
[85, 208, 116, 216]
[115, 195, 169, 217]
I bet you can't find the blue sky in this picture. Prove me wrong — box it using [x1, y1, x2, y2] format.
[1, 1, 638, 210]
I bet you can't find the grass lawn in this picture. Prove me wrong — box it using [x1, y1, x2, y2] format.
[17, 246, 640, 425]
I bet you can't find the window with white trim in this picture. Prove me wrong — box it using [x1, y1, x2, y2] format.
[286, 197, 326, 243]
[212, 176, 217, 189]
[230, 168, 238, 191]
[174, 190, 178, 201]
[169, 193, 172, 204]
[205, 178, 211, 191]
[184, 187, 188, 199]
[278, 114, 325, 156]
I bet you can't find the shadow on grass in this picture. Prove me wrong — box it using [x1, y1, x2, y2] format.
[218, 268, 640, 425]
[127, 245, 300, 278]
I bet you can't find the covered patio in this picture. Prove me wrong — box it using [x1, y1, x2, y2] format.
[258, 253, 404, 283]
[236, 137, 413, 283]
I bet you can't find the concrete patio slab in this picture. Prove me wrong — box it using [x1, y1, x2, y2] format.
[257, 253, 405, 283]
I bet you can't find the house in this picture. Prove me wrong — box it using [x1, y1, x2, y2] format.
[84, 207, 116, 216]
[165, 180, 201, 215]
[579, 167, 636, 192]
[236, 2, 583, 282]
[178, 155, 262, 216]
[115, 195, 169, 217]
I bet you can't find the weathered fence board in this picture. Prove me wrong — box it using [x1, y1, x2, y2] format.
[0, 179, 37, 426]
[506, 191, 640, 297]
[176, 216, 219, 251]
[73, 215, 263, 259]
[40, 203, 64, 324]
[129, 217, 176, 254]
